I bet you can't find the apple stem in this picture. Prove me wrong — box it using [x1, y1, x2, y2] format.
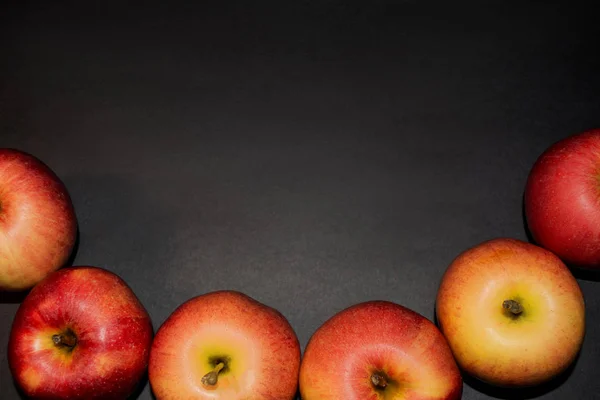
[52, 331, 77, 348]
[201, 362, 225, 386]
[371, 372, 388, 389]
[503, 299, 523, 315]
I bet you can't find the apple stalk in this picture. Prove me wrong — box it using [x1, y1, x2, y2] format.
[371, 372, 388, 389]
[201, 362, 225, 386]
[502, 300, 523, 315]
[52, 330, 77, 348]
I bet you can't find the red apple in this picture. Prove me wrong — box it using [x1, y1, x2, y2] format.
[8, 266, 154, 399]
[524, 128, 600, 269]
[299, 301, 463, 400]
[149, 290, 301, 399]
[0, 148, 78, 291]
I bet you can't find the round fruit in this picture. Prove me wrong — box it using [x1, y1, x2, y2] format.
[149, 290, 301, 400]
[436, 238, 585, 387]
[8, 266, 154, 399]
[0, 148, 78, 291]
[299, 300, 463, 400]
[524, 128, 600, 269]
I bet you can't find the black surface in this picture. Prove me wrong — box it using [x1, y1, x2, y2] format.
[1, 1, 599, 399]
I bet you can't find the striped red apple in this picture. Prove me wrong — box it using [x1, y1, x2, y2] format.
[0, 148, 78, 291]
[8, 266, 154, 399]
[299, 300, 463, 400]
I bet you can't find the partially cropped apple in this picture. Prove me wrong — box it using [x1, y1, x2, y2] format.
[0, 148, 78, 291]
[436, 238, 585, 387]
[8, 266, 154, 399]
[149, 290, 301, 399]
[299, 300, 462, 400]
[524, 128, 600, 269]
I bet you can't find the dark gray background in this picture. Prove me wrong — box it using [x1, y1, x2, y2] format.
[1, 1, 598, 399]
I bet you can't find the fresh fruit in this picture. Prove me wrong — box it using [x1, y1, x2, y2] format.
[436, 238, 585, 387]
[524, 128, 600, 269]
[149, 290, 301, 399]
[299, 300, 463, 400]
[0, 148, 78, 291]
[8, 266, 154, 399]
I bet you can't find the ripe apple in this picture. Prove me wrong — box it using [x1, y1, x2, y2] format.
[0, 148, 78, 291]
[8, 266, 154, 399]
[299, 300, 463, 400]
[436, 238, 585, 387]
[149, 290, 301, 399]
[524, 128, 600, 269]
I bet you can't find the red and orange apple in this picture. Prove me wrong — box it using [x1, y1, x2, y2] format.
[149, 290, 301, 399]
[0, 148, 78, 291]
[436, 238, 585, 387]
[8, 266, 154, 399]
[299, 300, 463, 400]
[524, 127, 600, 269]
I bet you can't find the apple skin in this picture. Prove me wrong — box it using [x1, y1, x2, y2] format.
[299, 300, 463, 400]
[8, 266, 154, 399]
[149, 290, 301, 400]
[436, 238, 585, 387]
[0, 148, 78, 291]
[524, 128, 600, 269]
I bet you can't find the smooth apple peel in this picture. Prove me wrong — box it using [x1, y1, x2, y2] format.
[354, 343, 453, 399]
[19, 367, 42, 392]
[179, 328, 257, 396]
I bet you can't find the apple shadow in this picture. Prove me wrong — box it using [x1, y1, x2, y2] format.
[433, 305, 581, 399]
[520, 195, 536, 246]
[569, 267, 600, 282]
[461, 353, 579, 400]
[64, 227, 81, 268]
[149, 383, 160, 400]
[128, 370, 149, 400]
[10, 380, 28, 400]
[0, 288, 30, 304]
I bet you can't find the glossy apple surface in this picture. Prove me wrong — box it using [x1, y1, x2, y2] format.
[299, 300, 462, 400]
[436, 238, 585, 387]
[0, 148, 78, 291]
[149, 290, 301, 399]
[524, 128, 600, 269]
[8, 266, 154, 399]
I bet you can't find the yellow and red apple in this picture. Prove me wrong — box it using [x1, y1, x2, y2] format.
[436, 238, 585, 387]
[0, 148, 78, 291]
[299, 300, 463, 400]
[149, 290, 301, 399]
[8, 266, 154, 399]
